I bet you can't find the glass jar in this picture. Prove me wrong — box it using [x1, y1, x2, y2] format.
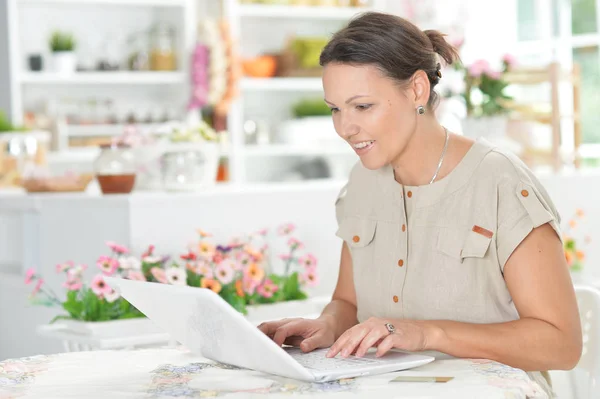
[150, 23, 177, 71]
[93, 143, 137, 194]
[161, 148, 207, 192]
[127, 31, 150, 71]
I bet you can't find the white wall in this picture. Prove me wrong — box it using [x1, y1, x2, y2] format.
[0, 0, 12, 120]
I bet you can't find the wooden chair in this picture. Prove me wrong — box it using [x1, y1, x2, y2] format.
[503, 62, 582, 171]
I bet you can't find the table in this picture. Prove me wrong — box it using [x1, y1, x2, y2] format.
[0, 348, 549, 399]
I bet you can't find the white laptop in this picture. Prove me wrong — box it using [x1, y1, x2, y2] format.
[106, 277, 434, 382]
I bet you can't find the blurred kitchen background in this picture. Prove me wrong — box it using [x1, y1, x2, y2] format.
[1, 2, 599, 394]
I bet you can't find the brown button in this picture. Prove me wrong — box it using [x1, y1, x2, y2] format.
[407, 191, 413, 198]
[521, 190, 529, 197]
[393, 295, 399, 303]
[402, 224, 406, 232]
[352, 235, 360, 243]
[398, 259, 404, 267]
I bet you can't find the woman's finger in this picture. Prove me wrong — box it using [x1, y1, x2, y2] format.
[300, 331, 328, 353]
[257, 318, 294, 336]
[337, 326, 370, 358]
[272, 320, 310, 347]
[326, 327, 355, 358]
[283, 336, 305, 347]
[355, 328, 387, 357]
[375, 334, 397, 358]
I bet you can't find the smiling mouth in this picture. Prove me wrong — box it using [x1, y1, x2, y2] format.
[352, 140, 375, 149]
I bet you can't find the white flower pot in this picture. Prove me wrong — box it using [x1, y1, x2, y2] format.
[59, 317, 164, 336]
[276, 117, 340, 146]
[245, 296, 330, 325]
[461, 116, 523, 155]
[52, 51, 77, 75]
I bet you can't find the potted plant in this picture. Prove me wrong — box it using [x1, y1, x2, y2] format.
[26, 223, 322, 338]
[449, 55, 516, 149]
[161, 120, 221, 191]
[49, 30, 77, 74]
[276, 98, 339, 146]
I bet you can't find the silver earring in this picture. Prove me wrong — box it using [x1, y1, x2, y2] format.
[417, 105, 425, 115]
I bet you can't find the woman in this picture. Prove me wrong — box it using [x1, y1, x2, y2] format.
[258, 12, 581, 395]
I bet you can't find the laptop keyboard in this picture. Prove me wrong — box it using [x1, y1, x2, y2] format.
[285, 347, 378, 370]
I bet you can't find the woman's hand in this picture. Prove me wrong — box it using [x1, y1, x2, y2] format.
[326, 317, 438, 358]
[258, 316, 337, 353]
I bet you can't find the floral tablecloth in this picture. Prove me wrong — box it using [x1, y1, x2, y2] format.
[0, 348, 548, 399]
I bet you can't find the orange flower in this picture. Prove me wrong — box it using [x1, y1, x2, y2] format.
[576, 209, 585, 218]
[201, 278, 222, 294]
[565, 250, 574, 266]
[569, 220, 577, 229]
[198, 241, 216, 258]
[235, 279, 245, 297]
[576, 250, 585, 261]
[246, 263, 265, 282]
[197, 229, 212, 238]
[244, 246, 263, 262]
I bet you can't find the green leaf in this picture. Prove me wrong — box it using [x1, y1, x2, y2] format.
[187, 272, 201, 287]
[282, 272, 302, 300]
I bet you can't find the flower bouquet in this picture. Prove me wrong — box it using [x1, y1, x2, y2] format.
[562, 209, 590, 274]
[25, 223, 319, 323]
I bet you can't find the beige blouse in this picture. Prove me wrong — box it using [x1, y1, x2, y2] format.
[334, 138, 561, 396]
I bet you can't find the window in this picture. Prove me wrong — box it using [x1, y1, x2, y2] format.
[516, 0, 600, 160]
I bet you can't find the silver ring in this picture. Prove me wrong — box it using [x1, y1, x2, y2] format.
[384, 322, 396, 334]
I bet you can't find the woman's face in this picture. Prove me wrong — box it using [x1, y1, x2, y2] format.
[322, 63, 419, 170]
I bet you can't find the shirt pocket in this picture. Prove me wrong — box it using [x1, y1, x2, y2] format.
[437, 226, 493, 263]
[335, 216, 378, 267]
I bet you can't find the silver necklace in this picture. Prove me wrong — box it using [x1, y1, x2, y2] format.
[429, 127, 449, 184]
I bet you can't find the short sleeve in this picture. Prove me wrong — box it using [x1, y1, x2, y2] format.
[496, 179, 562, 270]
[335, 183, 348, 227]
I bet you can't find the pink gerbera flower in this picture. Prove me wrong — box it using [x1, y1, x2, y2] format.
[97, 256, 119, 275]
[127, 270, 146, 281]
[103, 288, 120, 303]
[298, 254, 317, 269]
[257, 279, 279, 299]
[55, 261, 74, 273]
[90, 275, 111, 297]
[215, 260, 235, 285]
[63, 280, 83, 291]
[287, 238, 304, 250]
[242, 276, 258, 296]
[300, 269, 319, 287]
[106, 241, 129, 255]
[150, 267, 168, 284]
[24, 268, 36, 285]
[277, 223, 296, 236]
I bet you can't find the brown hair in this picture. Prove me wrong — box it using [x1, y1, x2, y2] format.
[319, 12, 460, 108]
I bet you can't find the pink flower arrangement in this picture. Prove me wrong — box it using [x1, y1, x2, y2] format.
[26, 223, 319, 321]
[446, 54, 516, 118]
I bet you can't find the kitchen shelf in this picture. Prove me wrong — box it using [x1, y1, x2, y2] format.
[244, 143, 354, 157]
[237, 4, 373, 19]
[20, 72, 186, 85]
[65, 123, 170, 137]
[18, 0, 187, 7]
[241, 77, 323, 92]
